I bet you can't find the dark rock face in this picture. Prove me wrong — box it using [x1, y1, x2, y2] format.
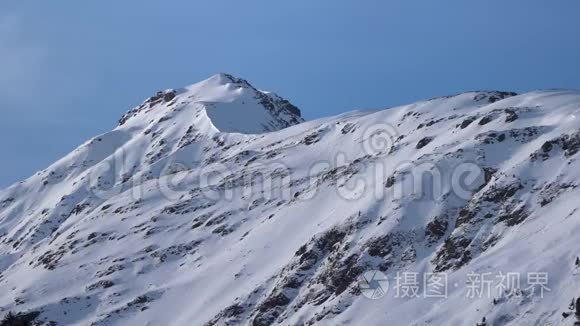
[497, 207, 529, 227]
[385, 176, 395, 188]
[538, 182, 576, 207]
[425, 216, 449, 243]
[252, 293, 291, 326]
[0, 311, 41, 326]
[460, 117, 477, 129]
[303, 132, 321, 146]
[504, 108, 519, 123]
[341, 123, 356, 134]
[542, 141, 553, 153]
[148, 90, 177, 107]
[86, 280, 115, 291]
[205, 304, 246, 326]
[0, 197, 14, 209]
[432, 236, 472, 272]
[118, 90, 177, 126]
[473, 91, 518, 104]
[478, 115, 494, 125]
[531, 131, 580, 161]
[482, 183, 523, 203]
[562, 132, 580, 157]
[416, 137, 434, 149]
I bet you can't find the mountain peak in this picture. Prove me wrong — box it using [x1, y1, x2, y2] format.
[118, 74, 304, 134]
[203, 73, 250, 86]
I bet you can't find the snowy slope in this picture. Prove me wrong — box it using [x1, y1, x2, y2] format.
[1, 75, 580, 326]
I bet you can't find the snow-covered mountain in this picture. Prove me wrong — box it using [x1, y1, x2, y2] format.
[1, 74, 580, 326]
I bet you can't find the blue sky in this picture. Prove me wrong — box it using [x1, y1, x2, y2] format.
[1, 1, 580, 187]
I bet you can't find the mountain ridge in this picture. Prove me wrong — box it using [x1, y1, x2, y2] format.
[1, 77, 580, 325]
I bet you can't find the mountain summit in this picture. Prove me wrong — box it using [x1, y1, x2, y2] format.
[118, 73, 303, 134]
[1, 80, 580, 325]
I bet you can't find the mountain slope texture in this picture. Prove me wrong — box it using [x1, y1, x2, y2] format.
[1, 74, 580, 326]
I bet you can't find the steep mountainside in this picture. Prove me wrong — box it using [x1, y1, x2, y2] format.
[1, 75, 580, 325]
